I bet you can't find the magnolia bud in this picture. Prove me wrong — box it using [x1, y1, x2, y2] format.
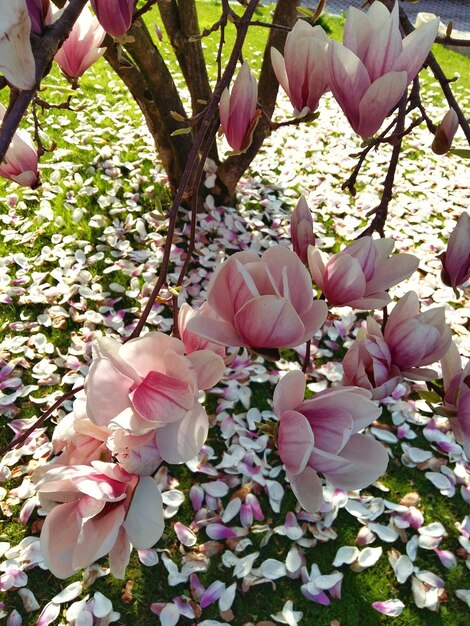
[432, 108, 459, 155]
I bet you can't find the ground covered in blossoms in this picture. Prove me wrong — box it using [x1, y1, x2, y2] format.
[1, 8, 470, 626]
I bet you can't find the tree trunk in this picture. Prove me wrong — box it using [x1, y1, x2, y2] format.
[105, 18, 194, 194]
[158, 0, 219, 165]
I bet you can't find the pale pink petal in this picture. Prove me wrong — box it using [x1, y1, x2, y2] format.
[186, 350, 224, 390]
[108, 527, 131, 579]
[271, 47, 291, 99]
[36, 602, 60, 626]
[343, 7, 373, 59]
[86, 358, 133, 426]
[345, 294, 391, 310]
[297, 300, 328, 343]
[73, 505, 125, 570]
[372, 599, 405, 617]
[262, 245, 315, 315]
[273, 370, 306, 416]
[316, 433, 388, 489]
[40, 501, 82, 579]
[120, 332, 185, 378]
[131, 371, 194, 424]
[123, 477, 164, 549]
[156, 403, 208, 464]
[307, 248, 326, 292]
[327, 41, 371, 131]
[324, 255, 366, 305]
[278, 410, 314, 475]
[365, 253, 419, 294]
[357, 71, 408, 137]
[288, 467, 323, 513]
[186, 313, 243, 347]
[392, 18, 439, 81]
[362, 3, 402, 81]
[234, 296, 305, 348]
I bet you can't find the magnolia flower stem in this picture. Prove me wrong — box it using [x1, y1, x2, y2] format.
[172, 116, 220, 337]
[0, 385, 84, 456]
[127, 0, 261, 341]
[435, 36, 470, 47]
[360, 95, 406, 237]
[133, 0, 159, 21]
[0, 0, 89, 163]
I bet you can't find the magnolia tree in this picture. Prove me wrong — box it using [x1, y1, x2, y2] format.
[0, 0, 470, 623]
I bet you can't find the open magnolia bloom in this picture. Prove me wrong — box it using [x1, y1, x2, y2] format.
[85, 333, 224, 464]
[342, 317, 401, 400]
[308, 236, 419, 309]
[187, 245, 328, 352]
[383, 292, 452, 379]
[35, 461, 163, 579]
[271, 20, 329, 118]
[327, 2, 439, 136]
[274, 371, 388, 513]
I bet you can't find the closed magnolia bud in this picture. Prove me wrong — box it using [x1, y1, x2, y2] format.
[219, 62, 260, 153]
[90, 0, 135, 38]
[54, 7, 106, 79]
[26, 0, 50, 34]
[440, 212, 470, 288]
[432, 108, 459, 155]
[291, 196, 314, 264]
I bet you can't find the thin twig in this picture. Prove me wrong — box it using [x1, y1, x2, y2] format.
[0, 386, 84, 456]
[399, 7, 470, 145]
[0, 0, 89, 163]
[359, 94, 407, 237]
[127, 0, 261, 340]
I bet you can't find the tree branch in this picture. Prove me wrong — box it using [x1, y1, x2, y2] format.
[0, 0, 89, 163]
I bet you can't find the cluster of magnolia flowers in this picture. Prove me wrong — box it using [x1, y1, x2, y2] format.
[30, 196, 470, 579]
[221, 2, 458, 150]
[0, 1, 461, 188]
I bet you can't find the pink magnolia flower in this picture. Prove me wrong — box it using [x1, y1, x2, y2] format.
[384, 292, 452, 378]
[342, 317, 401, 399]
[274, 371, 387, 512]
[219, 61, 260, 153]
[0, 0, 36, 90]
[440, 212, 470, 288]
[308, 236, 418, 309]
[441, 341, 470, 458]
[186, 246, 328, 351]
[54, 6, 106, 79]
[85, 333, 224, 463]
[26, 0, 50, 33]
[271, 20, 329, 117]
[90, 0, 135, 38]
[432, 108, 459, 155]
[291, 196, 315, 264]
[327, 2, 439, 136]
[0, 104, 39, 187]
[35, 461, 164, 579]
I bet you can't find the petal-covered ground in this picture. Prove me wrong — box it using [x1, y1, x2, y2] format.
[0, 16, 469, 626]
